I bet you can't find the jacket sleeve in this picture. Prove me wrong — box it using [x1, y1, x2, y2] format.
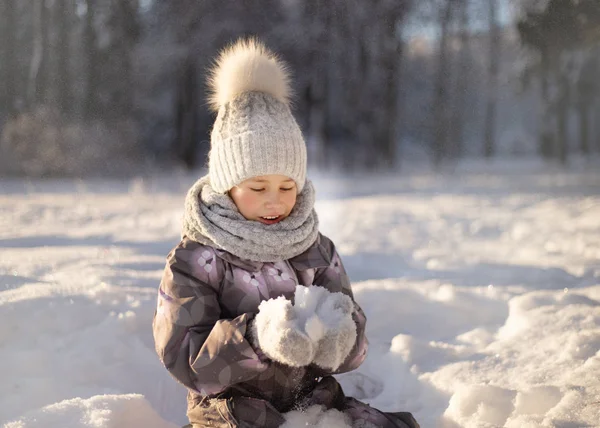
[311, 237, 369, 375]
[152, 246, 270, 396]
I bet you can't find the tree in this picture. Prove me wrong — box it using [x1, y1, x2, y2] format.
[28, 0, 50, 107]
[106, 0, 140, 116]
[174, 55, 199, 169]
[517, 0, 600, 164]
[450, 0, 471, 158]
[302, 0, 331, 168]
[0, 0, 18, 117]
[575, 50, 599, 155]
[432, 0, 455, 166]
[484, 0, 499, 158]
[333, 0, 411, 170]
[82, 0, 100, 119]
[55, 0, 73, 115]
[374, 0, 407, 169]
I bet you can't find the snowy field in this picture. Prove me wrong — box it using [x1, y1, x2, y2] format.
[1, 159, 600, 428]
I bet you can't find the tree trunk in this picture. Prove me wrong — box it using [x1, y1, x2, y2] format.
[55, 0, 71, 115]
[174, 56, 199, 169]
[343, 0, 369, 169]
[83, 0, 99, 119]
[357, 17, 374, 169]
[556, 72, 569, 165]
[432, 0, 454, 167]
[578, 102, 590, 155]
[378, 5, 402, 169]
[304, 0, 330, 168]
[450, 0, 470, 159]
[1, 0, 17, 117]
[576, 54, 597, 156]
[28, 0, 49, 106]
[112, 0, 138, 116]
[484, 0, 499, 158]
[538, 51, 555, 159]
[595, 100, 600, 153]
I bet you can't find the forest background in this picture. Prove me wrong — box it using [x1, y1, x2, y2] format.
[1, 0, 600, 177]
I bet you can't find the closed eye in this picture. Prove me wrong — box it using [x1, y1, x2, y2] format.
[250, 188, 265, 192]
[281, 187, 294, 191]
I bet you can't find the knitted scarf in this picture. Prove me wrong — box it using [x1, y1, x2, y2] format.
[182, 176, 319, 262]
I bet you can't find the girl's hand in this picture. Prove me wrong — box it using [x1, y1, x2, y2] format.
[293, 285, 357, 371]
[251, 296, 316, 367]
[308, 290, 357, 371]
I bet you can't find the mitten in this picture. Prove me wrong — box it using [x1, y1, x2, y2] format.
[311, 292, 357, 371]
[251, 296, 316, 367]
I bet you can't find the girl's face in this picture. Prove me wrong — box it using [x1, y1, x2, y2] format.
[229, 175, 297, 225]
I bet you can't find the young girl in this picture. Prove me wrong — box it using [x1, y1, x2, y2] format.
[152, 39, 420, 428]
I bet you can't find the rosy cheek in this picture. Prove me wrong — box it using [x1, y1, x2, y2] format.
[285, 194, 297, 211]
[238, 192, 260, 212]
[251, 193, 264, 205]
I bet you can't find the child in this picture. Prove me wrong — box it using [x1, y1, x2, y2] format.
[152, 39, 420, 428]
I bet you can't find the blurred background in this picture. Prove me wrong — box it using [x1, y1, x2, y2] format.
[1, 0, 600, 178]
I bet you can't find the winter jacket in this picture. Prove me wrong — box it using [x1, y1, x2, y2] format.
[153, 233, 421, 428]
[153, 233, 368, 411]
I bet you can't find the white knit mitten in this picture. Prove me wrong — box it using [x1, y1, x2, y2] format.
[292, 285, 357, 371]
[310, 291, 357, 371]
[251, 296, 316, 367]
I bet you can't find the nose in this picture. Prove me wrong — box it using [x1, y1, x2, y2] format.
[264, 191, 283, 209]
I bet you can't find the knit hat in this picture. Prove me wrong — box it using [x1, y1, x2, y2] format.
[207, 39, 307, 194]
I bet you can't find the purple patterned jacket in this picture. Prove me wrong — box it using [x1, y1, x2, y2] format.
[152, 233, 368, 412]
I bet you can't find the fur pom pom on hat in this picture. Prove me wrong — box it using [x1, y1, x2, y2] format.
[207, 38, 307, 194]
[207, 39, 292, 112]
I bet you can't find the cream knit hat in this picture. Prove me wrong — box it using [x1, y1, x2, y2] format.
[207, 39, 307, 194]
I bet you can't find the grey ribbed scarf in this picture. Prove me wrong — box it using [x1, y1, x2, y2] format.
[182, 176, 319, 262]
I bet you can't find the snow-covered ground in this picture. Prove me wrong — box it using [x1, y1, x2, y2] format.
[1, 159, 599, 428]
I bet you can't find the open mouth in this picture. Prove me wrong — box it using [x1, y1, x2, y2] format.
[259, 215, 282, 225]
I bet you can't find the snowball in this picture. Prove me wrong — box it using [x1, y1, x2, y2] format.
[304, 314, 326, 343]
[293, 285, 330, 326]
